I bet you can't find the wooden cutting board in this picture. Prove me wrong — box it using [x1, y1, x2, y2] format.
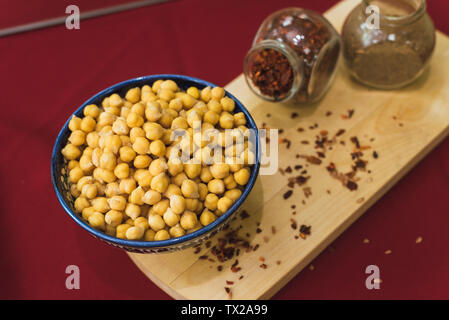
[128, 0, 449, 300]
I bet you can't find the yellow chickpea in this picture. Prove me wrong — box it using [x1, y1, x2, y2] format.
[204, 193, 219, 211]
[144, 229, 156, 241]
[200, 86, 212, 102]
[223, 174, 237, 189]
[129, 186, 145, 205]
[107, 195, 127, 211]
[164, 184, 182, 198]
[200, 209, 217, 226]
[234, 167, 250, 186]
[169, 98, 183, 112]
[129, 127, 146, 143]
[149, 140, 166, 157]
[105, 210, 123, 227]
[154, 229, 170, 241]
[224, 189, 241, 202]
[91, 197, 110, 213]
[180, 93, 196, 109]
[203, 110, 219, 125]
[74, 196, 90, 213]
[71, 184, 81, 198]
[179, 211, 198, 230]
[148, 214, 165, 231]
[104, 135, 122, 154]
[185, 198, 199, 211]
[219, 112, 234, 129]
[184, 161, 202, 179]
[186, 86, 200, 99]
[167, 159, 183, 176]
[119, 177, 137, 194]
[134, 216, 149, 231]
[113, 163, 129, 179]
[80, 116, 96, 133]
[210, 163, 230, 179]
[133, 155, 151, 169]
[126, 112, 144, 128]
[153, 199, 170, 216]
[88, 212, 106, 230]
[229, 161, 243, 173]
[171, 172, 187, 187]
[207, 99, 222, 114]
[68, 160, 79, 170]
[181, 179, 199, 199]
[132, 136, 150, 155]
[68, 116, 82, 131]
[220, 97, 235, 112]
[142, 189, 162, 205]
[151, 172, 170, 193]
[126, 226, 144, 240]
[233, 112, 246, 126]
[217, 196, 233, 215]
[171, 116, 189, 130]
[69, 167, 84, 183]
[83, 104, 100, 119]
[158, 88, 175, 102]
[119, 146, 136, 162]
[148, 158, 167, 176]
[211, 87, 225, 100]
[145, 102, 162, 122]
[62, 143, 81, 160]
[169, 224, 186, 238]
[116, 224, 131, 239]
[199, 167, 213, 183]
[125, 203, 141, 220]
[163, 208, 180, 227]
[169, 194, 186, 214]
[109, 93, 124, 108]
[79, 154, 94, 172]
[81, 183, 97, 199]
[125, 87, 141, 103]
[82, 206, 95, 220]
[100, 151, 116, 171]
[68, 130, 86, 146]
[161, 80, 179, 92]
[120, 106, 131, 119]
[112, 118, 129, 135]
[76, 176, 93, 191]
[208, 179, 225, 195]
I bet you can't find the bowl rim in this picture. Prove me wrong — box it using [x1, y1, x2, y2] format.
[51, 74, 261, 249]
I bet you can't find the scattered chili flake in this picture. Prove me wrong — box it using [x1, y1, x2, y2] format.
[320, 130, 328, 136]
[256, 228, 262, 234]
[276, 260, 281, 265]
[294, 235, 299, 239]
[239, 275, 244, 280]
[259, 256, 265, 262]
[317, 151, 325, 158]
[205, 241, 212, 248]
[260, 264, 268, 269]
[299, 233, 307, 239]
[279, 128, 284, 134]
[306, 155, 322, 165]
[226, 280, 234, 285]
[291, 205, 296, 209]
[350, 136, 361, 149]
[217, 265, 223, 271]
[399, 123, 404, 127]
[357, 197, 365, 204]
[271, 226, 276, 234]
[415, 236, 423, 244]
[285, 166, 292, 173]
[301, 140, 310, 145]
[373, 151, 379, 159]
[300, 225, 311, 235]
[283, 190, 293, 199]
[326, 189, 331, 194]
[290, 219, 297, 230]
[346, 180, 358, 191]
[294, 165, 303, 170]
[297, 127, 304, 132]
[193, 246, 201, 254]
[253, 244, 260, 251]
[231, 266, 242, 273]
[292, 211, 296, 215]
[199, 255, 208, 260]
[303, 187, 312, 198]
[266, 113, 271, 117]
[336, 128, 346, 136]
[239, 210, 250, 220]
[326, 111, 332, 117]
[291, 112, 299, 119]
[341, 109, 354, 119]
[263, 236, 270, 243]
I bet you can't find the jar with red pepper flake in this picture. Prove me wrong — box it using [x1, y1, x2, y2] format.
[244, 8, 341, 104]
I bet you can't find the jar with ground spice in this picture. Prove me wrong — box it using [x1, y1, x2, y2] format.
[244, 8, 341, 104]
[341, 0, 435, 89]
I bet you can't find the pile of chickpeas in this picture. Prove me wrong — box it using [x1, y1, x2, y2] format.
[61, 80, 254, 241]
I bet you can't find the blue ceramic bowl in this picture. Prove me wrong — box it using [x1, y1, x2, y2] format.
[51, 74, 260, 253]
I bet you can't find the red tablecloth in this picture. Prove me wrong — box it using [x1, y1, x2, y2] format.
[1, 0, 448, 300]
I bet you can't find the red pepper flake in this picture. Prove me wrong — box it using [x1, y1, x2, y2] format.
[259, 256, 265, 262]
[346, 180, 358, 191]
[299, 233, 307, 239]
[239, 210, 250, 220]
[217, 265, 223, 271]
[266, 113, 271, 117]
[290, 219, 297, 230]
[325, 111, 332, 117]
[306, 155, 322, 165]
[291, 205, 296, 209]
[231, 266, 242, 273]
[299, 224, 311, 235]
[226, 280, 234, 285]
[279, 128, 284, 134]
[263, 236, 269, 243]
[271, 226, 276, 234]
[256, 227, 262, 233]
[341, 109, 355, 119]
[301, 140, 310, 145]
[253, 244, 260, 251]
[294, 165, 303, 170]
[199, 255, 208, 260]
[317, 151, 325, 158]
[336, 128, 346, 136]
[276, 260, 281, 265]
[357, 197, 365, 204]
[205, 241, 212, 248]
[283, 190, 293, 199]
[294, 235, 299, 239]
[373, 151, 379, 159]
[193, 246, 201, 254]
[285, 166, 292, 173]
[303, 187, 312, 198]
[292, 211, 296, 215]
[260, 263, 268, 269]
[350, 136, 361, 149]
[208, 258, 216, 263]
[297, 127, 305, 132]
[319, 130, 328, 136]
[291, 112, 299, 119]
[239, 275, 244, 280]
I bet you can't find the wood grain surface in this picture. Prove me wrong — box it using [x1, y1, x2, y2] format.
[128, 0, 449, 300]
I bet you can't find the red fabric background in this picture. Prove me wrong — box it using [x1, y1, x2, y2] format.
[1, 0, 448, 300]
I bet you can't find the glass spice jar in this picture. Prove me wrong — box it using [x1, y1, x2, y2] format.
[341, 0, 436, 89]
[243, 8, 341, 104]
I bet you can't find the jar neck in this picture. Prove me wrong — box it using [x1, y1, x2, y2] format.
[362, 0, 426, 26]
[244, 39, 304, 102]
